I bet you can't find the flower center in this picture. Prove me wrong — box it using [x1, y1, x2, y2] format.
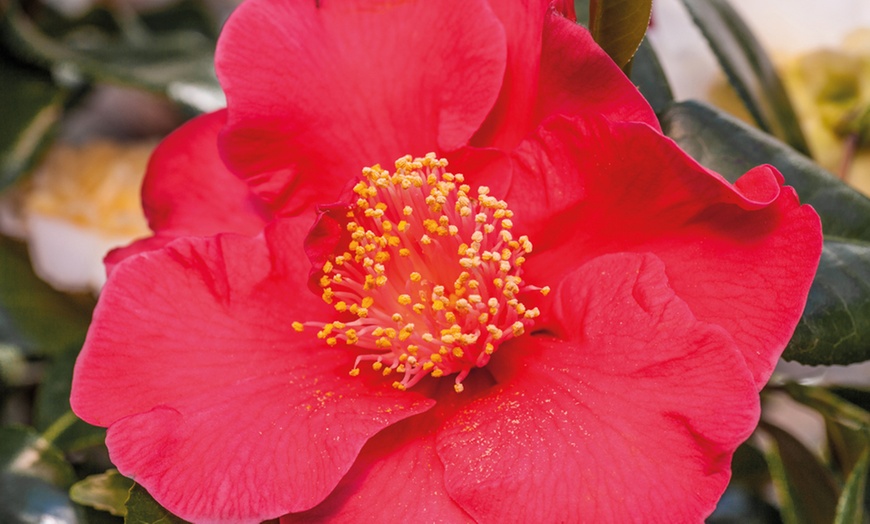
[296, 153, 548, 392]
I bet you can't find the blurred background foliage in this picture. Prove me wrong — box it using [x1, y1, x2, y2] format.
[1, 0, 870, 521]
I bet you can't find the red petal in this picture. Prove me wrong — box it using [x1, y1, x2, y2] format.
[437, 253, 759, 522]
[72, 218, 433, 522]
[216, 0, 506, 214]
[497, 116, 821, 388]
[105, 111, 273, 273]
[281, 412, 469, 522]
[471, 7, 657, 150]
[143, 109, 271, 237]
[533, 15, 659, 130]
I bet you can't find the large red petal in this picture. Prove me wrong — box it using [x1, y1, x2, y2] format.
[469, 0, 549, 150]
[484, 115, 821, 388]
[471, 6, 657, 150]
[437, 253, 759, 522]
[281, 409, 470, 522]
[142, 110, 271, 237]
[71, 218, 433, 523]
[105, 110, 273, 273]
[216, 0, 506, 214]
[533, 14, 658, 130]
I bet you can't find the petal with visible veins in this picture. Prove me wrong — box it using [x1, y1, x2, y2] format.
[437, 253, 759, 522]
[216, 0, 506, 214]
[475, 115, 821, 387]
[72, 219, 433, 522]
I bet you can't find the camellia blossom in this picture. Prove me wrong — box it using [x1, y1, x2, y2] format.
[71, 0, 822, 522]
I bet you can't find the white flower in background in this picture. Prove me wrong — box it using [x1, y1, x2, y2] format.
[0, 141, 153, 294]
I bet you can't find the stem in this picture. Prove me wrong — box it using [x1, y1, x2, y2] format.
[41, 410, 80, 445]
[839, 133, 859, 182]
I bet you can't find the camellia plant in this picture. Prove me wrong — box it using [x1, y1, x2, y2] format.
[6, 0, 870, 523]
[66, 0, 825, 522]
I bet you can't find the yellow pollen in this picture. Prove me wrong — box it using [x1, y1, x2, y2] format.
[300, 153, 547, 393]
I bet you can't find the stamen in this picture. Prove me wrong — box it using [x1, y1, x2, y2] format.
[296, 153, 547, 392]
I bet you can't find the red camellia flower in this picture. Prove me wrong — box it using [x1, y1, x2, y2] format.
[71, 0, 822, 522]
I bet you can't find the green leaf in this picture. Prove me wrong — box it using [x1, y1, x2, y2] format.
[0, 236, 93, 357]
[758, 421, 839, 524]
[125, 483, 188, 524]
[630, 38, 674, 114]
[786, 239, 870, 366]
[0, 52, 68, 189]
[785, 384, 870, 434]
[35, 343, 106, 453]
[827, 415, 870, 480]
[834, 446, 870, 524]
[1, 0, 222, 113]
[679, 0, 810, 155]
[0, 425, 84, 523]
[588, 0, 652, 70]
[70, 470, 134, 517]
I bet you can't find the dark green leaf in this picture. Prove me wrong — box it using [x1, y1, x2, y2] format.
[630, 38, 674, 114]
[758, 421, 839, 524]
[35, 343, 105, 452]
[660, 100, 870, 241]
[1, 0, 222, 113]
[0, 236, 93, 357]
[786, 239, 870, 365]
[834, 446, 870, 524]
[730, 441, 773, 492]
[139, 0, 218, 40]
[679, 0, 810, 154]
[0, 425, 83, 523]
[125, 483, 188, 524]
[828, 416, 870, 480]
[70, 470, 133, 517]
[588, 0, 652, 70]
[0, 52, 67, 189]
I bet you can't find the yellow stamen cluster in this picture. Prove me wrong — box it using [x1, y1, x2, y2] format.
[299, 153, 548, 392]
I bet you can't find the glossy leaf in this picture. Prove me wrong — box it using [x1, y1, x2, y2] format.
[660, 102, 870, 366]
[0, 236, 93, 357]
[834, 447, 870, 524]
[125, 483, 188, 524]
[0, 52, 67, 189]
[1, 0, 223, 113]
[679, 0, 810, 154]
[588, 0, 652, 70]
[630, 38, 673, 114]
[70, 470, 133, 517]
[787, 239, 870, 366]
[0, 425, 83, 523]
[758, 421, 839, 524]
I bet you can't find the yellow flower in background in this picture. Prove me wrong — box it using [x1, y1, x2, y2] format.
[782, 29, 870, 192]
[1, 141, 152, 293]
